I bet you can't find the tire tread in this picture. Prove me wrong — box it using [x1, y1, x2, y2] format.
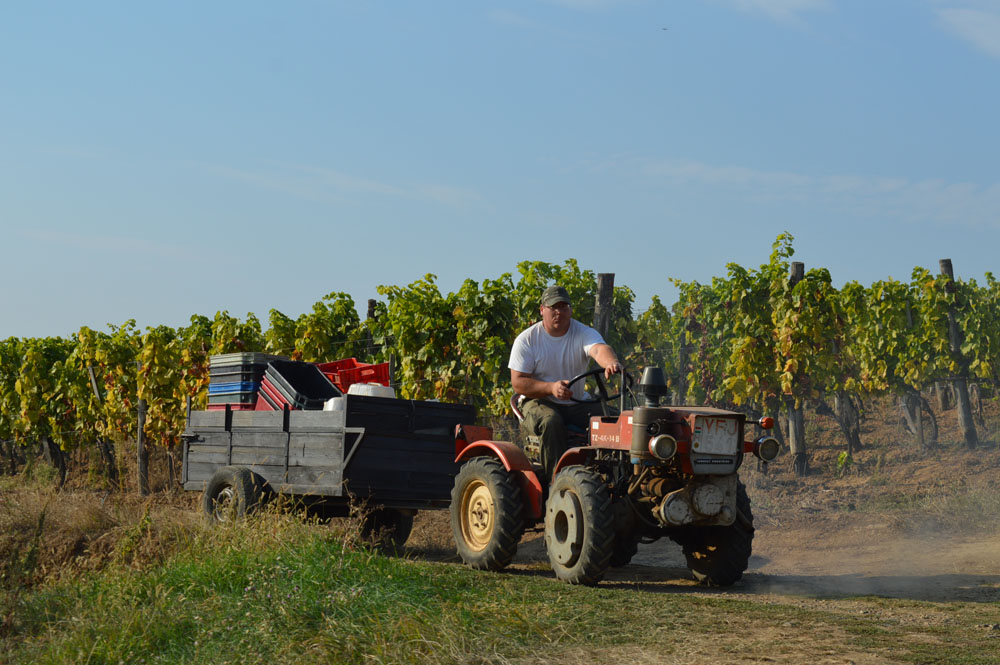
[451, 457, 524, 571]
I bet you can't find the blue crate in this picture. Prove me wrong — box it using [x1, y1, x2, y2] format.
[208, 381, 260, 395]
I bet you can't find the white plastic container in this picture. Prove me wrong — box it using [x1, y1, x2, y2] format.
[323, 396, 346, 411]
[346, 382, 396, 398]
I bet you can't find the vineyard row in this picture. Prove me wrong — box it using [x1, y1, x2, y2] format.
[2, 236, 998, 486]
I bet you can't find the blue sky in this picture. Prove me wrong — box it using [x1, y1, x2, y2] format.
[2, 0, 998, 339]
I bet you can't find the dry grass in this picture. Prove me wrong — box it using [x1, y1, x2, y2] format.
[0, 479, 196, 592]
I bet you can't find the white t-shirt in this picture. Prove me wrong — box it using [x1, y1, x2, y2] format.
[508, 319, 606, 404]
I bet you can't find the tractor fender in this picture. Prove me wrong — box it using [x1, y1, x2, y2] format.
[553, 446, 600, 475]
[455, 440, 544, 521]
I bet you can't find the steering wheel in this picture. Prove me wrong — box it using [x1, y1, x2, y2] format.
[566, 367, 632, 416]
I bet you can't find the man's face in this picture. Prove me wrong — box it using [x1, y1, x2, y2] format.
[540, 301, 571, 336]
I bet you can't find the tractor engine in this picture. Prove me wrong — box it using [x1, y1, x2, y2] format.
[628, 404, 743, 527]
[619, 367, 775, 529]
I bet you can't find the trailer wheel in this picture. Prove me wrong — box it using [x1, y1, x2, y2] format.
[544, 465, 615, 585]
[361, 508, 414, 553]
[451, 457, 524, 571]
[202, 466, 269, 523]
[678, 481, 754, 586]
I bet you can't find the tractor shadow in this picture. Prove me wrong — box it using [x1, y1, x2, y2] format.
[604, 550, 1000, 603]
[597, 567, 1000, 603]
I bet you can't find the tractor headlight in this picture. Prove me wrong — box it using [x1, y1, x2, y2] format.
[648, 434, 678, 460]
[754, 436, 780, 462]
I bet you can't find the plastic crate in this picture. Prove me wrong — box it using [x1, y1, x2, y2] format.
[317, 358, 391, 392]
[207, 403, 257, 411]
[254, 387, 274, 410]
[209, 364, 268, 384]
[209, 353, 285, 369]
[256, 378, 286, 410]
[208, 381, 259, 395]
[207, 392, 258, 405]
[253, 382, 281, 411]
[264, 360, 342, 410]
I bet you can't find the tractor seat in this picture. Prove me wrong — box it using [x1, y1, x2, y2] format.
[510, 393, 526, 423]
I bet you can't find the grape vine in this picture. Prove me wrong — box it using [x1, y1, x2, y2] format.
[1, 248, 997, 488]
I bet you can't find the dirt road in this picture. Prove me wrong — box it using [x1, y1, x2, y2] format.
[413, 503, 1000, 604]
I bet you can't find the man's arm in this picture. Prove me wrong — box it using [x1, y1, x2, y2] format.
[588, 343, 623, 380]
[511, 369, 573, 401]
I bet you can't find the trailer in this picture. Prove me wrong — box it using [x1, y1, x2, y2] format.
[182, 393, 477, 548]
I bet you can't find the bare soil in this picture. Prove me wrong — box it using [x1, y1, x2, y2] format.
[411, 488, 1000, 604]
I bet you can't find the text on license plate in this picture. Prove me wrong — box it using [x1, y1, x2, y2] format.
[692, 416, 739, 454]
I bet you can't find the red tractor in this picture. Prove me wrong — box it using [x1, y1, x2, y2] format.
[450, 366, 780, 586]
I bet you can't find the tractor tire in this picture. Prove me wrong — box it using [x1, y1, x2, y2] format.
[677, 481, 754, 586]
[202, 466, 270, 523]
[451, 457, 524, 571]
[361, 508, 415, 553]
[544, 465, 615, 585]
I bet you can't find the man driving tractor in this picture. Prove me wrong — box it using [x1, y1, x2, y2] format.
[508, 285, 623, 481]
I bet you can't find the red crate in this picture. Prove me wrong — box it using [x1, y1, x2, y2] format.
[257, 377, 291, 410]
[254, 388, 276, 411]
[317, 358, 390, 392]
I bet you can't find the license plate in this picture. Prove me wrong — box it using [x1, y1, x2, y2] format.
[692, 416, 739, 455]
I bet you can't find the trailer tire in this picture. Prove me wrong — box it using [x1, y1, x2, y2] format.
[202, 466, 270, 523]
[544, 465, 615, 585]
[677, 481, 754, 586]
[361, 508, 415, 553]
[451, 457, 524, 571]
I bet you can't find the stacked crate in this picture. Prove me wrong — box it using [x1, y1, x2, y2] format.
[207, 352, 285, 410]
[257, 358, 342, 411]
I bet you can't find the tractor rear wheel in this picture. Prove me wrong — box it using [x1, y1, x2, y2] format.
[677, 481, 754, 586]
[451, 457, 524, 571]
[544, 465, 615, 585]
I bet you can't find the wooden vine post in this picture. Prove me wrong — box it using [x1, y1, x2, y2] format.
[594, 273, 614, 338]
[787, 261, 808, 476]
[939, 258, 978, 449]
[674, 329, 688, 406]
[137, 397, 149, 496]
[366, 298, 377, 360]
[903, 301, 928, 448]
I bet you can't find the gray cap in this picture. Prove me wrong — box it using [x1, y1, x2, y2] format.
[540, 285, 571, 307]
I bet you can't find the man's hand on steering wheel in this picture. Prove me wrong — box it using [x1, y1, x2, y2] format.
[549, 380, 573, 401]
[566, 367, 628, 404]
[604, 361, 623, 381]
[565, 366, 632, 417]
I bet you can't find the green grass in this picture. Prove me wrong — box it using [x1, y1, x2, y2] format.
[3, 511, 999, 665]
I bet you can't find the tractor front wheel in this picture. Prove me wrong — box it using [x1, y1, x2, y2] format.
[451, 457, 524, 571]
[677, 481, 754, 586]
[544, 465, 615, 585]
